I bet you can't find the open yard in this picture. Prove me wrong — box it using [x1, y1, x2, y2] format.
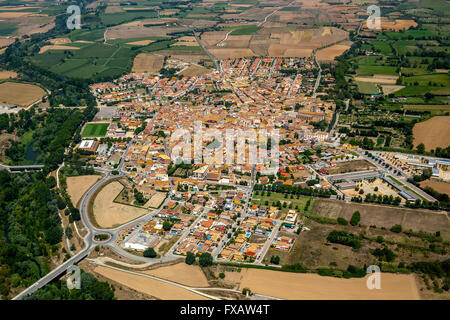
[238, 268, 420, 300]
[144, 191, 167, 209]
[66, 175, 101, 207]
[0, 81, 45, 106]
[81, 122, 109, 138]
[252, 192, 313, 218]
[92, 181, 147, 228]
[413, 116, 450, 151]
[327, 160, 376, 175]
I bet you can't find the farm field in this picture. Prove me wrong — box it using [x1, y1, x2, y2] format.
[238, 268, 420, 300]
[92, 181, 147, 228]
[420, 180, 450, 197]
[0, 71, 17, 79]
[404, 105, 450, 115]
[180, 64, 210, 77]
[356, 81, 378, 94]
[316, 44, 350, 62]
[0, 81, 45, 106]
[412, 116, 450, 151]
[143, 263, 209, 287]
[39, 45, 80, 54]
[66, 175, 101, 207]
[311, 199, 449, 236]
[81, 122, 110, 138]
[131, 53, 164, 73]
[93, 266, 210, 300]
[30, 42, 138, 80]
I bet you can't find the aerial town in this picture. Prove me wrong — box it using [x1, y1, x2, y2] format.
[0, 0, 448, 306]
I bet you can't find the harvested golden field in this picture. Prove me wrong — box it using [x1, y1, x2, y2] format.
[180, 64, 210, 77]
[420, 180, 450, 197]
[172, 36, 198, 47]
[107, 23, 188, 40]
[209, 48, 256, 60]
[144, 191, 166, 208]
[0, 71, 17, 79]
[126, 39, 154, 46]
[0, 82, 45, 106]
[0, 12, 32, 18]
[354, 75, 398, 84]
[0, 38, 14, 47]
[413, 116, 450, 151]
[383, 19, 418, 31]
[132, 53, 164, 73]
[0, 6, 41, 11]
[39, 45, 80, 54]
[92, 181, 147, 228]
[144, 263, 209, 287]
[238, 269, 420, 300]
[66, 175, 101, 207]
[382, 85, 405, 95]
[94, 266, 210, 300]
[316, 44, 350, 61]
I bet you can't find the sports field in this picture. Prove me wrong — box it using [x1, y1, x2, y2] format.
[81, 122, 109, 138]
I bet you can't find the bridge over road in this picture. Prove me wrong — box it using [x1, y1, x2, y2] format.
[0, 163, 45, 172]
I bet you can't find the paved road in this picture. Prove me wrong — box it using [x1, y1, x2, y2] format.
[255, 220, 281, 264]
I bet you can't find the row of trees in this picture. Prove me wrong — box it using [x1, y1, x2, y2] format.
[254, 183, 336, 198]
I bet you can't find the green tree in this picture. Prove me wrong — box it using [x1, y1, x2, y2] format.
[390, 224, 402, 233]
[185, 252, 196, 265]
[199, 253, 213, 267]
[163, 220, 172, 231]
[417, 143, 425, 154]
[350, 211, 360, 226]
[270, 255, 280, 265]
[143, 247, 157, 258]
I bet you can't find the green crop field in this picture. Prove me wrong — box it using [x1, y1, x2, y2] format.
[356, 65, 398, 76]
[372, 41, 393, 55]
[100, 11, 158, 25]
[356, 81, 379, 94]
[82, 123, 110, 138]
[227, 25, 260, 35]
